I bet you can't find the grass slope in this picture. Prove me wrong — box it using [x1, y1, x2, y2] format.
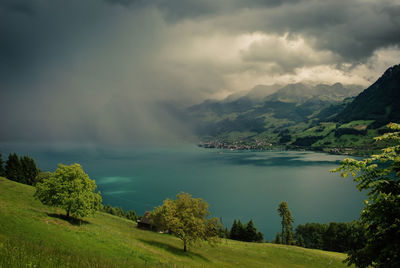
[0, 177, 352, 267]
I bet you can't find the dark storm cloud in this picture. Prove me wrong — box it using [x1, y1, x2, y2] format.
[0, 0, 108, 87]
[218, 0, 400, 63]
[0, 0, 36, 83]
[104, 0, 301, 21]
[0, 0, 399, 144]
[0, 0, 36, 15]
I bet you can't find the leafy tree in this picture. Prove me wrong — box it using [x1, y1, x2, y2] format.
[5, 153, 23, 182]
[35, 171, 52, 185]
[332, 122, 400, 268]
[295, 223, 327, 249]
[35, 163, 102, 219]
[20, 156, 39, 185]
[277, 201, 293, 245]
[323, 222, 351, 252]
[345, 221, 368, 256]
[296, 234, 305, 247]
[294, 221, 366, 252]
[150, 192, 220, 252]
[0, 153, 5, 177]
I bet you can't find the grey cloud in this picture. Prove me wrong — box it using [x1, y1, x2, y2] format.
[240, 35, 338, 73]
[106, 0, 400, 62]
[234, 0, 400, 62]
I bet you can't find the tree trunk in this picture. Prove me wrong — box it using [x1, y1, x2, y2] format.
[67, 209, 70, 218]
[183, 241, 187, 252]
[282, 225, 284, 245]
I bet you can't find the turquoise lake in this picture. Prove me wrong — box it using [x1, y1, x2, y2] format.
[1, 144, 365, 240]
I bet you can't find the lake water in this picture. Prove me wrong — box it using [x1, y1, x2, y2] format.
[1, 144, 365, 240]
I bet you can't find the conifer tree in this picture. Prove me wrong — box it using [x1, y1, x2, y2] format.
[5, 153, 23, 182]
[245, 220, 257, 242]
[237, 220, 246, 241]
[21, 156, 39, 185]
[0, 153, 5, 177]
[230, 219, 239, 240]
[278, 201, 294, 245]
[256, 231, 264, 242]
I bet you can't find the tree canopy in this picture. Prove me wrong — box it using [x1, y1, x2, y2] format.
[332, 122, 400, 268]
[35, 163, 102, 219]
[150, 192, 220, 252]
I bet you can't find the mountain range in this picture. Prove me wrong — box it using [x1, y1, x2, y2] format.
[187, 64, 400, 155]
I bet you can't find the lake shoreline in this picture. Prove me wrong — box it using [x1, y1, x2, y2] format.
[197, 141, 376, 157]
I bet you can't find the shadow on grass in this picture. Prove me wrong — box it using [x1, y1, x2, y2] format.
[47, 213, 90, 226]
[138, 238, 210, 262]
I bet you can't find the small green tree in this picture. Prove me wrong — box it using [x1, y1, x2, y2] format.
[150, 192, 220, 252]
[35, 163, 102, 219]
[332, 123, 400, 268]
[278, 201, 293, 245]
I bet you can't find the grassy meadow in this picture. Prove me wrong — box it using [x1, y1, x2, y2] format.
[0, 177, 352, 267]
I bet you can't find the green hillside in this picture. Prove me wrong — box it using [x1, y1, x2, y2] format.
[336, 64, 400, 124]
[0, 177, 351, 268]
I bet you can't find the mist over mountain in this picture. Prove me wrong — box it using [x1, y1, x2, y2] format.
[265, 83, 363, 103]
[188, 82, 364, 132]
[224, 84, 283, 103]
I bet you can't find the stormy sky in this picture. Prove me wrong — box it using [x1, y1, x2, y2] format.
[1, 0, 400, 145]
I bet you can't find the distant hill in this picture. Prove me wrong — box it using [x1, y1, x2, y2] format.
[336, 64, 400, 126]
[188, 82, 364, 136]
